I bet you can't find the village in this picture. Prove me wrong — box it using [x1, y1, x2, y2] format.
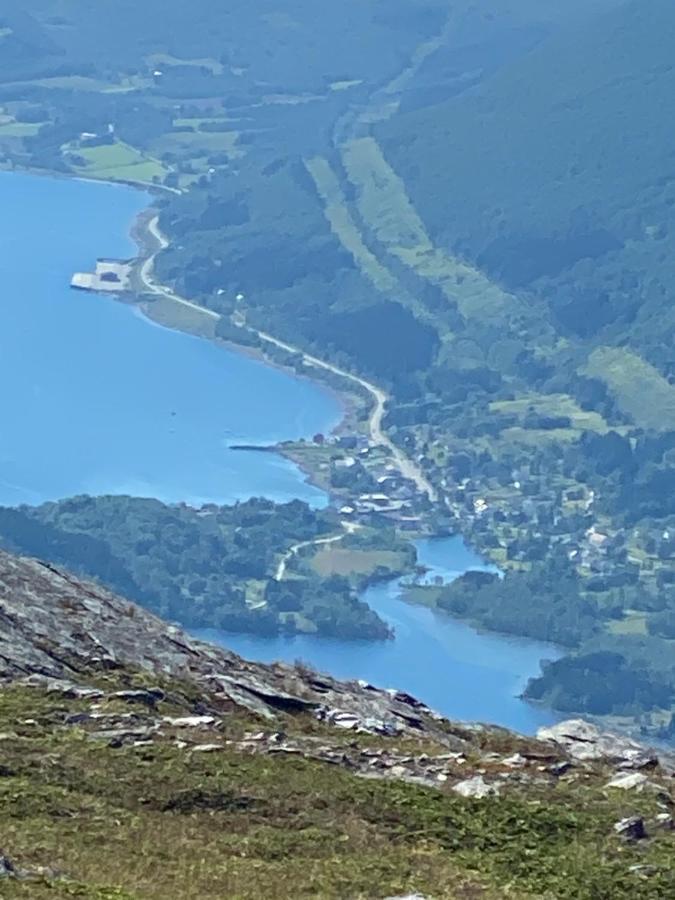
[281, 416, 675, 616]
[402, 424, 675, 612]
[277, 431, 435, 534]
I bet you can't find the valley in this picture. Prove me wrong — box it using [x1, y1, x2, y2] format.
[1, 0, 674, 743]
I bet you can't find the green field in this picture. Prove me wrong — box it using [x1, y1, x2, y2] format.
[311, 546, 406, 578]
[147, 53, 225, 74]
[583, 346, 675, 430]
[341, 136, 515, 324]
[155, 130, 242, 160]
[491, 393, 609, 432]
[142, 295, 219, 339]
[173, 116, 238, 128]
[305, 155, 401, 295]
[0, 121, 41, 137]
[608, 611, 649, 636]
[72, 141, 168, 184]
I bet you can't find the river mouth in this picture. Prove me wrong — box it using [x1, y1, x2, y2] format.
[2, 170, 557, 734]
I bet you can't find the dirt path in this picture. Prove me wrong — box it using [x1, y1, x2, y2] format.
[275, 532, 347, 581]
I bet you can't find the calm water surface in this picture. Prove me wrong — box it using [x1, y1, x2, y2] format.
[198, 536, 561, 734]
[0, 172, 339, 507]
[2, 172, 558, 733]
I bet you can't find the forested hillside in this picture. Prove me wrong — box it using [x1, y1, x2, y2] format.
[0, 0, 446, 89]
[0, 496, 399, 640]
[379, 0, 675, 374]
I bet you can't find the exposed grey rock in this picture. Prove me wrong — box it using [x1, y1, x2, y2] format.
[501, 752, 527, 768]
[0, 856, 17, 878]
[162, 715, 216, 728]
[315, 705, 402, 736]
[22, 676, 105, 700]
[383, 895, 428, 900]
[452, 775, 500, 799]
[606, 772, 650, 791]
[614, 816, 647, 841]
[0, 550, 457, 742]
[88, 726, 159, 747]
[0, 548, 670, 783]
[654, 813, 675, 830]
[110, 688, 165, 706]
[628, 865, 659, 877]
[538, 719, 659, 768]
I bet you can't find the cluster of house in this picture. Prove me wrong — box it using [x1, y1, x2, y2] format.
[436, 460, 675, 594]
[319, 434, 424, 530]
[317, 425, 674, 594]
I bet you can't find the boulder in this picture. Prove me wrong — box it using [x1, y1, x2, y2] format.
[606, 772, 650, 791]
[614, 816, 647, 841]
[110, 688, 165, 707]
[162, 715, 216, 728]
[0, 856, 17, 878]
[501, 752, 527, 768]
[538, 719, 658, 767]
[452, 775, 500, 799]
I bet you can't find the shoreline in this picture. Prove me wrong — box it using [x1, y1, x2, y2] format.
[0, 163, 354, 505]
[2, 164, 662, 742]
[129, 208, 364, 443]
[4, 160, 433, 504]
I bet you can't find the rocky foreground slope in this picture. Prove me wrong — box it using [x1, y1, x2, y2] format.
[0, 549, 674, 899]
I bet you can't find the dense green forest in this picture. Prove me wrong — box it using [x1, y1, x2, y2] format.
[379, 0, 675, 376]
[0, 1, 447, 90]
[413, 564, 675, 731]
[0, 496, 395, 640]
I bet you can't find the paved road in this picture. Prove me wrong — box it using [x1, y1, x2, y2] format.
[251, 326, 437, 500]
[138, 217, 437, 502]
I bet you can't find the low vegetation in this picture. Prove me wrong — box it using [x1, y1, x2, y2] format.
[583, 347, 675, 432]
[69, 141, 167, 184]
[1, 674, 674, 900]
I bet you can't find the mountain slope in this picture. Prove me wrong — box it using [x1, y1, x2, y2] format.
[378, 0, 675, 371]
[0, 548, 674, 898]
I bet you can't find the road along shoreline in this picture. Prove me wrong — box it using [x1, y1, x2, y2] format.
[133, 211, 438, 504]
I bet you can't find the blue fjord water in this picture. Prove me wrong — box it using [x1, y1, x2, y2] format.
[0, 171, 337, 508]
[1, 171, 558, 733]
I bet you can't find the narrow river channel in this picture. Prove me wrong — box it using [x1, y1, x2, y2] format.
[1, 172, 559, 733]
[198, 536, 560, 734]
